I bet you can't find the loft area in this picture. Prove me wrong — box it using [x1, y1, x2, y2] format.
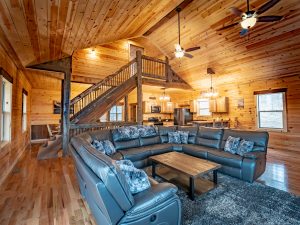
[0, 0, 300, 224]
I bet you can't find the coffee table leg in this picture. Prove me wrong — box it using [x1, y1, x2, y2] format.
[189, 177, 195, 201]
[213, 170, 218, 184]
[152, 162, 156, 178]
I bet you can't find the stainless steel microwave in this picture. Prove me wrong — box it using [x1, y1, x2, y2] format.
[151, 105, 161, 113]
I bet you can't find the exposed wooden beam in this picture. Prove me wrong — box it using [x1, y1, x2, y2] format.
[124, 95, 129, 122]
[136, 50, 143, 125]
[143, 0, 194, 36]
[142, 78, 192, 89]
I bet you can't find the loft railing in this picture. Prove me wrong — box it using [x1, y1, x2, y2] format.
[69, 122, 138, 137]
[141, 55, 167, 80]
[70, 59, 137, 119]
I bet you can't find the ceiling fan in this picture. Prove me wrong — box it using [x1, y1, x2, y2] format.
[174, 8, 200, 59]
[218, 0, 283, 36]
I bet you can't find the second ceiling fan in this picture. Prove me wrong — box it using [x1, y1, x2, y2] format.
[218, 0, 283, 36]
[174, 8, 200, 59]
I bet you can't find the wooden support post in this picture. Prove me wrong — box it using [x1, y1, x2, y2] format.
[165, 56, 171, 82]
[124, 95, 129, 122]
[60, 80, 64, 133]
[136, 50, 143, 125]
[62, 68, 71, 156]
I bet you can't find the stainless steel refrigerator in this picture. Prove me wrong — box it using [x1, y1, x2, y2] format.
[174, 108, 192, 125]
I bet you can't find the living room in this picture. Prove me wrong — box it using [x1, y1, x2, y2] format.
[0, 0, 299, 224]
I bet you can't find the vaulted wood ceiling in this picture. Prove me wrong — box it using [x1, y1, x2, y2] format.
[0, 0, 299, 91]
[0, 0, 182, 66]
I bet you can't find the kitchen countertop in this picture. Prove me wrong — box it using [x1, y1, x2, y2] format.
[192, 119, 230, 124]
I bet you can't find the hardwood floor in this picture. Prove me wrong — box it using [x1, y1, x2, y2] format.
[0, 145, 299, 225]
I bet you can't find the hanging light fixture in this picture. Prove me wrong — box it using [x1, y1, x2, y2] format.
[202, 68, 218, 98]
[159, 88, 171, 101]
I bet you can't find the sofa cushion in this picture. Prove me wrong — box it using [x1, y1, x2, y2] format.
[224, 136, 240, 154]
[116, 160, 151, 194]
[178, 131, 189, 144]
[196, 127, 224, 149]
[112, 126, 140, 141]
[114, 138, 141, 151]
[89, 129, 112, 142]
[237, 139, 254, 156]
[158, 126, 177, 143]
[207, 150, 243, 169]
[119, 147, 152, 162]
[168, 132, 181, 144]
[138, 125, 158, 137]
[139, 135, 161, 146]
[149, 143, 173, 156]
[91, 140, 105, 153]
[178, 126, 198, 144]
[222, 129, 269, 152]
[183, 144, 217, 159]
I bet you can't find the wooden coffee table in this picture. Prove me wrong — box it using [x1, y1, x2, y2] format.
[150, 152, 221, 200]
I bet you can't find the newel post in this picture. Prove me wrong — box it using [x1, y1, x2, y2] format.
[165, 56, 171, 82]
[136, 50, 143, 125]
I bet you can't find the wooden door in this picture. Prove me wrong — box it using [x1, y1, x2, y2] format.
[130, 104, 137, 122]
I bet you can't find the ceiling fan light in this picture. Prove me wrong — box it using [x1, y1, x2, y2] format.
[240, 17, 257, 29]
[175, 50, 184, 58]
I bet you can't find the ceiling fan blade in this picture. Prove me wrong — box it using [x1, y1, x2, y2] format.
[230, 7, 243, 17]
[184, 53, 193, 58]
[217, 22, 240, 31]
[256, 0, 281, 15]
[185, 46, 200, 52]
[240, 29, 248, 36]
[257, 15, 283, 22]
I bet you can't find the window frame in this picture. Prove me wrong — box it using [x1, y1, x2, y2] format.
[196, 98, 211, 116]
[22, 89, 28, 133]
[255, 89, 287, 132]
[109, 105, 124, 122]
[0, 70, 13, 145]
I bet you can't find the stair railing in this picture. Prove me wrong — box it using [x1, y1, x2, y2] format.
[70, 59, 137, 119]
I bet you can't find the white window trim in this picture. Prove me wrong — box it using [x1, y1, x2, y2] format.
[22, 91, 28, 133]
[197, 98, 211, 117]
[255, 92, 287, 133]
[109, 105, 124, 122]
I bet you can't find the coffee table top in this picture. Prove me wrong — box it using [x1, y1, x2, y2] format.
[150, 152, 221, 178]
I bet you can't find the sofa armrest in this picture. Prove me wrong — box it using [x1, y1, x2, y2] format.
[127, 182, 178, 215]
[243, 151, 266, 160]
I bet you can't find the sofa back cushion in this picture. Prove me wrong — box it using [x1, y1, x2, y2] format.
[70, 136, 134, 211]
[89, 129, 113, 142]
[112, 126, 141, 150]
[140, 136, 161, 146]
[138, 125, 161, 146]
[178, 126, 198, 144]
[222, 129, 269, 152]
[158, 126, 177, 143]
[196, 127, 224, 149]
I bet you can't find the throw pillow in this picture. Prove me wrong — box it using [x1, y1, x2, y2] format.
[224, 136, 240, 154]
[237, 139, 254, 156]
[116, 126, 140, 140]
[116, 160, 151, 194]
[178, 131, 189, 144]
[102, 140, 116, 156]
[138, 125, 157, 137]
[91, 140, 105, 154]
[168, 132, 181, 144]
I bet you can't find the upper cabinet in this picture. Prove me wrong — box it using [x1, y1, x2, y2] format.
[209, 97, 229, 113]
[189, 100, 198, 113]
[143, 101, 154, 113]
[161, 101, 176, 113]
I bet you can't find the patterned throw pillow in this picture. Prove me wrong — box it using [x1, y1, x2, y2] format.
[116, 160, 151, 194]
[117, 126, 140, 140]
[224, 136, 240, 154]
[102, 140, 116, 156]
[138, 125, 157, 137]
[237, 139, 254, 156]
[168, 132, 181, 144]
[91, 140, 105, 154]
[178, 131, 189, 144]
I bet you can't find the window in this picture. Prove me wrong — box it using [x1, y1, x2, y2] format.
[22, 90, 28, 132]
[256, 90, 287, 131]
[0, 75, 12, 142]
[109, 105, 123, 121]
[197, 99, 211, 116]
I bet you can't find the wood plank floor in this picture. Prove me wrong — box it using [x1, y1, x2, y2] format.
[0, 145, 299, 225]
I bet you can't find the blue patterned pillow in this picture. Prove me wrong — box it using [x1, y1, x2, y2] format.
[138, 125, 157, 137]
[178, 131, 189, 144]
[116, 160, 151, 194]
[91, 140, 105, 154]
[224, 136, 240, 154]
[116, 126, 140, 140]
[168, 132, 181, 144]
[102, 140, 116, 156]
[237, 139, 254, 156]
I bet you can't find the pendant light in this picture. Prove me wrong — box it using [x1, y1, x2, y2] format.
[159, 88, 170, 101]
[202, 68, 218, 98]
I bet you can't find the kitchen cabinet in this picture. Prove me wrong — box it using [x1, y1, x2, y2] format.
[161, 101, 176, 113]
[143, 101, 154, 113]
[189, 100, 198, 113]
[209, 97, 228, 113]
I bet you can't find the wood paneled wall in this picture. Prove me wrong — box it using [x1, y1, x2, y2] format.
[168, 75, 300, 152]
[0, 45, 31, 186]
[31, 82, 90, 125]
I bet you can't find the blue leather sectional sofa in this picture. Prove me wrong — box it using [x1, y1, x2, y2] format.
[70, 126, 269, 225]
